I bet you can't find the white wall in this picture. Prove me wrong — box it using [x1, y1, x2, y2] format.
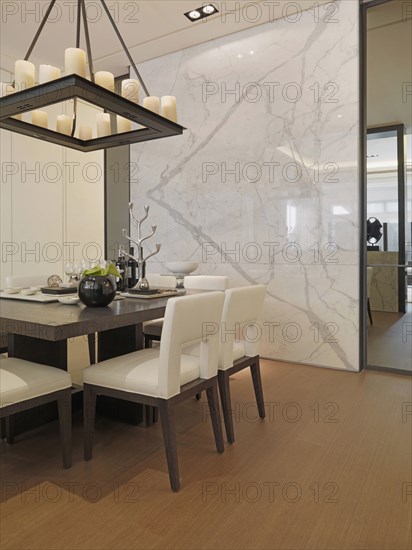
[131, 0, 360, 370]
[0, 68, 105, 288]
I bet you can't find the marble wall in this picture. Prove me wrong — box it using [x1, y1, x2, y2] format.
[131, 0, 360, 371]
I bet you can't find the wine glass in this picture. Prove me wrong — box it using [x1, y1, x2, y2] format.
[65, 262, 74, 283]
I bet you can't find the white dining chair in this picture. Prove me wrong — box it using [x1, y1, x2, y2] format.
[184, 275, 229, 291]
[5, 275, 49, 288]
[82, 292, 225, 492]
[217, 285, 266, 443]
[143, 275, 229, 348]
[0, 357, 72, 468]
[186, 285, 266, 443]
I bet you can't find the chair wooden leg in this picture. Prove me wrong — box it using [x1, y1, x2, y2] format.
[205, 380, 225, 454]
[218, 370, 235, 444]
[367, 298, 373, 325]
[250, 358, 266, 419]
[144, 336, 153, 349]
[158, 399, 180, 492]
[5, 415, 15, 445]
[87, 333, 96, 364]
[144, 405, 158, 425]
[57, 389, 72, 469]
[83, 384, 97, 461]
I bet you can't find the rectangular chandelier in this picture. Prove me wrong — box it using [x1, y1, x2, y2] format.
[0, 0, 186, 151]
[0, 75, 185, 152]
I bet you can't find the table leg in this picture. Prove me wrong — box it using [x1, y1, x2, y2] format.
[96, 324, 144, 425]
[98, 324, 143, 361]
[8, 334, 67, 369]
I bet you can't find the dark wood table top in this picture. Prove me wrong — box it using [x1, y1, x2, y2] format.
[0, 295, 173, 341]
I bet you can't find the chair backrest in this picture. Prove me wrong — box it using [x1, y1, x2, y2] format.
[366, 267, 373, 298]
[5, 275, 49, 288]
[158, 292, 224, 398]
[146, 273, 176, 288]
[184, 275, 229, 291]
[219, 285, 266, 370]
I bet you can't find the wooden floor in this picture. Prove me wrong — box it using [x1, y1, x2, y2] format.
[1, 360, 411, 550]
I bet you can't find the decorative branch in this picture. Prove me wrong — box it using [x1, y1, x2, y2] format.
[122, 203, 161, 290]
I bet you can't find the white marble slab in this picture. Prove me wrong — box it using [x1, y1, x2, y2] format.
[131, 0, 360, 371]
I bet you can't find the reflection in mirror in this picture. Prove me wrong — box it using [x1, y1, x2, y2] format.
[365, 0, 412, 373]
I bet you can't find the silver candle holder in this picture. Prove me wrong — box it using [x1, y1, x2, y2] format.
[122, 202, 161, 290]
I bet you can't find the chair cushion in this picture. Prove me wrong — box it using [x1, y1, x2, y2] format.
[184, 340, 246, 367]
[83, 348, 200, 397]
[0, 357, 72, 408]
[143, 318, 164, 338]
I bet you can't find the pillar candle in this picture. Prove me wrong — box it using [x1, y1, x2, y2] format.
[79, 126, 92, 140]
[95, 71, 115, 92]
[161, 96, 177, 122]
[121, 79, 139, 103]
[96, 113, 111, 137]
[56, 114, 72, 135]
[32, 110, 48, 128]
[14, 60, 35, 91]
[143, 96, 160, 114]
[65, 48, 87, 77]
[117, 116, 132, 133]
[39, 65, 61, 84]
[0, 82, 15, 97]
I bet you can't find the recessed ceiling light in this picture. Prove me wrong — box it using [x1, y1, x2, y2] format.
[337, 114, 342, 118]
[237, 54, 243, 59]
[184, 4, 218, 21]
[203, 5, 216, 15]
[249, 50, 255, 55]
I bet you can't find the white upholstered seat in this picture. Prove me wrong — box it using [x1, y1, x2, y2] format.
[0, 357, 71, 407]
[83, 348, 200, 397]
[0, 357, 72, 468]
[83, 292, 225, 491]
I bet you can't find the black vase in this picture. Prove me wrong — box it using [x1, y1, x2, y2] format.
[78, 275, 116, 307]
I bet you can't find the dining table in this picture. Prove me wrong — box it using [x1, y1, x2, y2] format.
[0, 292, 184, 434]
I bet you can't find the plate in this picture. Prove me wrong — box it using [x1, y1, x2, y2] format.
[58, 296, 80, 305]
[3, 288, 23, 294]
[41, 286, 77, 295]
[21, 288, 39, 296]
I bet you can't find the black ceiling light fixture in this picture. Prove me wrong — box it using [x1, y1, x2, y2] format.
[184, 4, 218, 22]
[0, 0, 185, 152]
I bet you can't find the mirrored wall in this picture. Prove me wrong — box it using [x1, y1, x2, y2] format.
[364, 0, 412, 373]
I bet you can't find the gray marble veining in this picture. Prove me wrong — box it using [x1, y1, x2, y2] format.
[131, 0, 360, 371]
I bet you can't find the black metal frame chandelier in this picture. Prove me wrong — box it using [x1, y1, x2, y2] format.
[0, 0, 185, 152]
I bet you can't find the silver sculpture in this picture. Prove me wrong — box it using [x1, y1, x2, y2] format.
[122, 202, 161, 290]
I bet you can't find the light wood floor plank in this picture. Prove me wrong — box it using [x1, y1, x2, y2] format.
[1, 360, 411, 549]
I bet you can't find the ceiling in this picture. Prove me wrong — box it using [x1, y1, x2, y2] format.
[0, 0, 330, 76]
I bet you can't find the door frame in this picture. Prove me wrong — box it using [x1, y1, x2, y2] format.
[360, 0, 409, 374]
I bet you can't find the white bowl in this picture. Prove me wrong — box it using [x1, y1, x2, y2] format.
[20, 288, 39, 296]
[164, 262, 199, 275]
[58, 296, 80, 305]
[3, 287, 23, 294]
